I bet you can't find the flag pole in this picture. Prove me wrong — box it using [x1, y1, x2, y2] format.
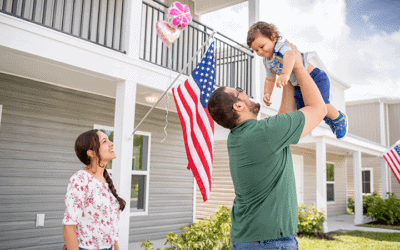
[132, 30, 217, 135]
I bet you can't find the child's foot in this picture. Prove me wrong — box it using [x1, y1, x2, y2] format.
[332, 111, 348, 139]
[324, 117, 336, 134]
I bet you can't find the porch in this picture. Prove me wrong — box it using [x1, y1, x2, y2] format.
[327, 214, 399, 233]
[0, 0, 254, 96]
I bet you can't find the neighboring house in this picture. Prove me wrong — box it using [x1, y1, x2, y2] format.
[196, 51, 391, 232]
[346, 98, 400, 198]
[0, 0, 254, 249]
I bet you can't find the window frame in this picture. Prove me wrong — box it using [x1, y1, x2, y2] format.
[326, 162, 335, 203]
[362, 168, 374, 195]
[93, 124, 151, 216]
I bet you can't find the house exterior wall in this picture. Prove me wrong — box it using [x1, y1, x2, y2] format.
[290, 146, 347, 217]
[346, 155, 383, 199]
[196, 140, 234, 220]
[388, 103, 400, 146]
[346, 103, 381, 144]
[0, 73, 193, 249]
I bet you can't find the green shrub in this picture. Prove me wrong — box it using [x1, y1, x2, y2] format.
[141, 205, 232, 250]
[367, 193, 400, 225]
[347, 192, 380, 215]
[297, 204, 325, 234]
[141, 204, 327, 249]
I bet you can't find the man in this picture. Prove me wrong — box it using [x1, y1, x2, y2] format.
[207, 41, 327, 250]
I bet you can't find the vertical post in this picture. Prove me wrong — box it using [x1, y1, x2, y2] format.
[353, 150, 363, 225]
[316, 140, 328, 232]
[123, 0, 143, 58]
[381, 158, 388, 199]
[112, 80, 137, 250]
[193, 177, 197, 223]
[248, 0, 261, 104]
[379, 101, 386, 146]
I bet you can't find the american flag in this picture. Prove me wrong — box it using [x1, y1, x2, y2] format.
[383, 140, 400, 185]
[172, 41, 215, 202]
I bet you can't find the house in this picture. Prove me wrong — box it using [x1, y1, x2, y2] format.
[0, 0, 255, 249]
[0, 0, 393, 250]
[346, 98, 400, 198]
[195, 51, 391, 233]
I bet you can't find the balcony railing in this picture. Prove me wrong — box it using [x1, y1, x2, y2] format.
[0, 0, 125, 53]
[140, 0, 254, 97]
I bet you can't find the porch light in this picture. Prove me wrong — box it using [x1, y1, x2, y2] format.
[145, 96, 158, 103]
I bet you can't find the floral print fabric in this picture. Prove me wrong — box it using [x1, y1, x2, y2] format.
[63, 170, 120, 250]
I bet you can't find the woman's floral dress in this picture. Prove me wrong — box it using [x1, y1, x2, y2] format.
[63, 170, 120, 250]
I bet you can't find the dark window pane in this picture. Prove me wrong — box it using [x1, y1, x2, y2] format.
[132, 135, 149, 171]
[326, 164, 335, 182]
[362, 170, 371, 194]
[131, 175, 146, 211]
[327, 183, 334, 201]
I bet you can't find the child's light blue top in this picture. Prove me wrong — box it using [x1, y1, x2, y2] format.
[262, 41, 309, 86]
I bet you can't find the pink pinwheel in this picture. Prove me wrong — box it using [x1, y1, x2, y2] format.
[167, 1, 192, 30]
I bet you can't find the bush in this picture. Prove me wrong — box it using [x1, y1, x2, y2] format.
[297, 204, 325, 234]
[348, 192, 400, 225]
[141, 205, 232, 250]
[367, 193, 400, 225]
[347, 191, 380, 215]
[141, 204, 327, 249]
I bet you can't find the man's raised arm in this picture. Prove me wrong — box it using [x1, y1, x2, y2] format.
[286, 41, 327, 138]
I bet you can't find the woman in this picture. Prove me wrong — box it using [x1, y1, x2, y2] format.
[63, 129, 126, 250]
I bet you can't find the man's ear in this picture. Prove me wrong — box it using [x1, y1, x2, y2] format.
[233, 101, 245, 112]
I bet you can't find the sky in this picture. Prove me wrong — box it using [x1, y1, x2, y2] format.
[200, 0, 400, 102]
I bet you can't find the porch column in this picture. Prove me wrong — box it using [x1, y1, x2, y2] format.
[123, 0, 143, 58]
[316, 140, 328, 232]
[248, 0, 262, 103]
[381, 159, 388, 199]
[113, 80, 137, 250]
[353, 150, 363, 225]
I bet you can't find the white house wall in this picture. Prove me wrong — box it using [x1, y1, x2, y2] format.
[346, 155, 383, 198]
[196, 140, 234, 220]
[290, 146, 348, 217]
[346, 103, 381, 144]
[388, 103, 400, 146]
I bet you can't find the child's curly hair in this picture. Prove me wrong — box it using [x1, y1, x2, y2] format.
[247, 21, 282, 47]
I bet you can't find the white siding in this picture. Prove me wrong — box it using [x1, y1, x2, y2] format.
[347, 103, 381, 144]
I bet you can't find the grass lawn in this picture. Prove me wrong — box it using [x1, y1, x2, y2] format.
[297, 230, 400, 250]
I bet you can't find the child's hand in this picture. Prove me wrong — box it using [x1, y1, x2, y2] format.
[276, 74, 290, 88]
[263, 93, 272, 106]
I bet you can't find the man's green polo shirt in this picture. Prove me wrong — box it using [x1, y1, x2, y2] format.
[228, 111, 305, 243]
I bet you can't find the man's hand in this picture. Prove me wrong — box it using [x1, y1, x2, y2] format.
[263, 93, 272, 106]
[276, 74, 290, 88]
[285, 40, 303, 72]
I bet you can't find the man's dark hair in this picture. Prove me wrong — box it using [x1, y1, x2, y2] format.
[208, 87, 240, 130]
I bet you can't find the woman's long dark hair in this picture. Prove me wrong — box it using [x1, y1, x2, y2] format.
[75, 129, 126, 211]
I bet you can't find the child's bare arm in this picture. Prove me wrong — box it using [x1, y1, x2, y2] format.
[263, 75, 276, 106]
[276, 51, 295, 88]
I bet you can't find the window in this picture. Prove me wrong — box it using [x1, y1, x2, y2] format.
[362, 168, 373, 195]
[94, 125, 151, 216]
[326, 163, 335, 202]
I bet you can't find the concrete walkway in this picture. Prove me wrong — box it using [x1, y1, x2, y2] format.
[327, 214, 400, 233]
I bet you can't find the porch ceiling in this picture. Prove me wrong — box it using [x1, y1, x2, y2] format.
[0, 45, 177, 111]
[0, 45, 120, 97]
[195, 0, 247, 15]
